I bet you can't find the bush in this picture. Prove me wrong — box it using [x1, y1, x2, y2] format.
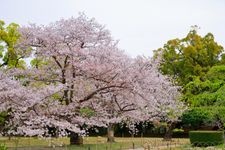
[189, 131, 224, 146]
[181, 108, 214, 129]
[173, 128, 184, 133]
[181, 107, 225, 130]
[0, 144, 8, 150]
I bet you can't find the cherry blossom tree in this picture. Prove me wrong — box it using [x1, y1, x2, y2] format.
[17, 14, 137, 144]
[0, 14, 186, 144]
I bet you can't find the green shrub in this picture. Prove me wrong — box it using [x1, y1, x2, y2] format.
[0, 144, 8, 150]
[189, 131, 224, 147]
[173, 128, 184, 133]
[181, 107, 225, 129]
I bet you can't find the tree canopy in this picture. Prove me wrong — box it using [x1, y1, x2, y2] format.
[155, 28, 225, 129]
[184, 65, 225, 106]
[0, 20, 28, 68]
[155, 28, 224, 86]
[0, 15, 185, 141]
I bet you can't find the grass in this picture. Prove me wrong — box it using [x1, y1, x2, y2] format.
[171, 143, 225, 150]
[0, 136, 190, 150]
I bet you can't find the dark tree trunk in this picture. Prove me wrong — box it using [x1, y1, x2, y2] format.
[163, 122, 175, 141]
[69, 132, 83, 145]
[107, 123, 115, 142]
[69, 67, 76, 103]
[61, 68, 70, 105]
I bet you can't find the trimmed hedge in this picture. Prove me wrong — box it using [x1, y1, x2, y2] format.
[189, 131, 224, 146]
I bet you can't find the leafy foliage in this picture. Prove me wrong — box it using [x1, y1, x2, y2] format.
[0, 144, 7, 150]
[80, 107, 95, 118]
[181, 107, 214, 129]
[0, 20, 27, 68]
[183, 65, 225, 106]
[156, 28, 225, 129]
[155, 28, 224, 86]
[0, 111, 8, 126]
[182, 107, 225, 129]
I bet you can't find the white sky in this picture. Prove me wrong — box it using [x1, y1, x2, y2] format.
[1, 0, 225, 57]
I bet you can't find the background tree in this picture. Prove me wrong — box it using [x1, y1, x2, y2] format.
[155, 28, 225, 130]
[0, 20, 30, 68]
[155, 27, 224, 86]
[182, 65, 225, 129]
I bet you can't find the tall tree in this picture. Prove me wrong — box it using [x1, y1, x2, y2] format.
[0, 20, 29, 68]
[155, 28, 224, 85]
[0, 14, 185, 144]
[155, 28, 225, 130]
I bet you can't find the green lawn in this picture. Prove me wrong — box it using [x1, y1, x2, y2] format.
[0, 136, 190, 150]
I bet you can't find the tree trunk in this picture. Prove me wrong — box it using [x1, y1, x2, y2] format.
[107, 123, 115, 142]
[69, 132, 83, 145]
[69, 66, 75, 103]
[163, 122, 175, 141]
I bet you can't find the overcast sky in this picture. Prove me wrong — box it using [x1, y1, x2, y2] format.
[1, 0, 225, 57]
